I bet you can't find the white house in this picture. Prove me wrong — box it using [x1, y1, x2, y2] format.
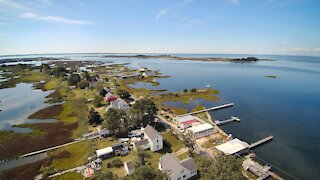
[110, 98, 129, 111]
[144, 125, 163, 151]
[187, 123, 215, 139]
[134, 125, 163, 152]
[159, 153, 197, 180]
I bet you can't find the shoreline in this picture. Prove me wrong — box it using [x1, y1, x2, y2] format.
[102, 54, 273, 62]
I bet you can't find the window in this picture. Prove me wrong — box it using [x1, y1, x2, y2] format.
[183, 175, 186, 178]
[157, 139, 159, 143]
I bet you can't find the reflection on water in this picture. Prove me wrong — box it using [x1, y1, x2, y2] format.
[0, 152, 48, 170]
[0, 83, 53, 132]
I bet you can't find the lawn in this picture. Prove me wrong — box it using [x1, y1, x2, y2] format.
[44, 78, 60, 90]
[53, 172, 83, 180]
[101, 152, 136, 178]
[177, 152, 189, 160]
[162, 131, 185, 153]
[50, 141, 91, 171]
[153, 89, 220, 105]
[94, 137, 116, 149]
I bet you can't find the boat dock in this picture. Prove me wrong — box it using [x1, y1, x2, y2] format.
[249, 136, 273, 149]
[215, 116, 240, 125]
[19, 139, 83, 158]
[178, 103, 234, 117]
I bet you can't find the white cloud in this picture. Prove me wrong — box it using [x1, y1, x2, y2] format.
[293, 47, 311, 52]
[314, 48, 320, 52]
[20, 12, 90, 25]
[231, 0, 240, 4]
[0, 0, 28, 11]
[155, 8, 169, 19]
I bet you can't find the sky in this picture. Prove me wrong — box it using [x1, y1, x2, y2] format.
[0, 0, 320, 56]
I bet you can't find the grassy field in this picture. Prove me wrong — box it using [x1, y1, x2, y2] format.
[50, 141, 91, 171]
[153, 89, 220, 105]
[94, 137, 116, 149]
[28, 104, 63, 119]
[44, 78, 60, 90]
[53, 172, 83, 180]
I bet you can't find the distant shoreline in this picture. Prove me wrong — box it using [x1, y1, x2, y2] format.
[102, 54, 273, 62]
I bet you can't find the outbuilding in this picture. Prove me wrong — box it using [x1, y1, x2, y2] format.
[215, 138, 250, 155]
[187, 123, 215, 139]
[96, 146, 113, 159]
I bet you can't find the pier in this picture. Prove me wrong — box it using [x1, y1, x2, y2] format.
[249, 136, 273, 149]
[19, 139, 83, 158]
[178, 103, 234, 117]
[215, 116, 240, 125]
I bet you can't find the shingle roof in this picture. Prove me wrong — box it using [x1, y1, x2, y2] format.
[144, 125, 161, 140]
[133, 139, 149, 146]
[159, 153, 197, 179]
[180, 158, 197, 172]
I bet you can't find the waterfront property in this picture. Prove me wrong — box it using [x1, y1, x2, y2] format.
[243, 158, 271, 180]
[159, 153, 197, 180]
[142, 71, 156, 78]
[215, 138, 250, 155]
[187, 123, 215, 139]
[175, 115, 200, 129]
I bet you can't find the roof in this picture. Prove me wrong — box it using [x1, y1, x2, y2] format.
[110, 98, 128, 108]
[215, 138, 249, 155]
[134, 139, 149, 146]
[188, 123, 214, 133]
[144, 125, 162, 140]
[105, 92, 114, 98]
[180, 158, 197, 172]
[143, 71, 156, 76]
[124, 160, 135, 171]
[181, 119, 198, 126]
[175, 115, 196, 123]
[159, 153, 196, 179]
[96, 146, 113, 157]
[111, 143, 127, 151]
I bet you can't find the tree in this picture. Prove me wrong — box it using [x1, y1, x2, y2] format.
[135, 149, 150, 166]
[190, 88, 197, 92]
[88, 108, 103, 125]
[116, 89, 131, 99]
[93, 95, 103, 107]
[83, 71, 91, 81]
[50, 67, 67, 77]
[79, 80, 89, 89]
[183, 89, 188, 93]
[68, 73, 81, 86]
[104, 108, 126, 136]
[123, 166, 167, 180]
[194, 154, 245, 180]
[127, 98, 158, 127]
[99, 88, 107, 97]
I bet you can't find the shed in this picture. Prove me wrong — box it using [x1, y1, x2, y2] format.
[96, 146, 113, 159]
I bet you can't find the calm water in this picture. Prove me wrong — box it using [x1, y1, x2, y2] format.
[0, 83, 53, 133]
[1, 53, 320, 179]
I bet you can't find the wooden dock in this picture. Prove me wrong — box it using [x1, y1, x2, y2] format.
[178, 103, 234, 117]
[215, 116, 240, 125]
[249, 136, 273, 149]
[19, 139, 83, 158]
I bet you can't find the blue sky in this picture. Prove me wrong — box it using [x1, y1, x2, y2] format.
[0, 0, 319, 55]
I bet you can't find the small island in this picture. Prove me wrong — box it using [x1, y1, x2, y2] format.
[103, 54, 271, 63]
